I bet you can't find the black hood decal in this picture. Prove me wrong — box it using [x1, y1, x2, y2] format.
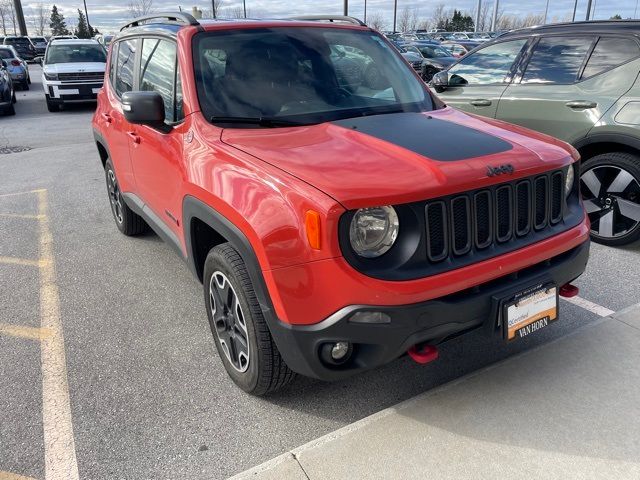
[331, 112, 512, 162]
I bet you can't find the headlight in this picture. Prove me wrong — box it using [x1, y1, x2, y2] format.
[565, 165, 575, 198]
[44, 72, 58, 81]
[349, 206, 399, 258]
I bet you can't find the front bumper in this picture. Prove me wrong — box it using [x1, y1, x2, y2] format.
[268, 240, 589, 380]
[45, 82, 102, 101]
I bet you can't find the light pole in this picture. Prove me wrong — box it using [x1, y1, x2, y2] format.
[364, 0, 367, 23]
[83, 0, 92, 34]
[475, 0, 481, 32]
[212, 0, 217, 18]
[572, 0, 578, 21]
[585, 0, 593, 20]
[12, 0, 27, 36]
[243, 0, 247, 18]
[543, 0, 550, 24]
[393, 0, 397, 32]
[491, 0, 499, 31]
[344, 0, 348, 16]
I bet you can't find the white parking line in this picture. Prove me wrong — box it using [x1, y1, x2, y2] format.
[562, 295, 615, 317]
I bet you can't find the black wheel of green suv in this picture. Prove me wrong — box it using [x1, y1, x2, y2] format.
[104, 160, 147, 236]
[581, 153, 640, 246]
[203, 243, 294, 395]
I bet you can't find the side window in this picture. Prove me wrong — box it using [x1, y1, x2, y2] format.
[522, 36, 594, 84]
[582, 37, 640, 79]
[140, 38, 179, 123]
[115, 39, 136, 96]
[447, 39, 527, 86]
[108, 42, 118, 85]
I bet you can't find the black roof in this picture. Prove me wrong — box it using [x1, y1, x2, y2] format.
[503, 20, 640, 37]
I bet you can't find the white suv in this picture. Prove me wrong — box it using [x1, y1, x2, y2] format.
[42, 39, 106, 112]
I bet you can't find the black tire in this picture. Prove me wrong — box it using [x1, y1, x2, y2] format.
[21, 80, 29, 90]
[104, 160, 147, 236]
[27, 75, 31, 85]
[11, 90, 16, 103]
[581, 152, 640, 246]
[46, 96, 59, 112]
[203, 243, 295, 395]
[5, 104, 15, 116]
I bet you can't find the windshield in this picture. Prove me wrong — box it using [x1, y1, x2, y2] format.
[6, 38, 31, 46]
[419, 45, 453, 58]
[45, 44, 106, 64]
[194, 27, 433, 126]
[404, 45, 422, 55]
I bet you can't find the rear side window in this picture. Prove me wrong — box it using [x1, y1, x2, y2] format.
[139, 38, 180, 122]
[108, 42, 118, 85]
[115, 39, 136, 96]
[522, 36, 594, 84]
[447, 39, 527, 86]
[582, 37, 640, 79]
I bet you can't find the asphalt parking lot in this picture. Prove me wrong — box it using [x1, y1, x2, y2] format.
[1, 66, 639, 480]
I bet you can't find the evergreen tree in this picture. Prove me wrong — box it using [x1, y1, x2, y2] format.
[49, 5, 70, 36]
[75, 9, 91, 39]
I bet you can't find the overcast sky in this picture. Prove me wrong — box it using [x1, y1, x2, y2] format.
[22, 0, 640, 33]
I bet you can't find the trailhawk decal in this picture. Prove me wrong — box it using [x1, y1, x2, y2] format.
[332, 112, 513, 162]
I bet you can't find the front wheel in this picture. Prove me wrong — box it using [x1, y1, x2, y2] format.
[203, 243, 294, 395]
[581, 152, 640, 246]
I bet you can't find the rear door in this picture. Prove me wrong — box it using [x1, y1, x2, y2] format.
[436, 38, 529, 118]
[496, 35, 640, 145]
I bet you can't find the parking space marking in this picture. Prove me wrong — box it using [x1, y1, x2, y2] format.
[0, 256, 47, 268]
[562, 295, 615, 317]
[0, 189, 45, 198]
[36, 189, 80, 480]
[0, 323, 52, 341]
[0, 470, 37, 480]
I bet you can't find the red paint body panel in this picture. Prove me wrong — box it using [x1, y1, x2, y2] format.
[92, 21, 589, 332]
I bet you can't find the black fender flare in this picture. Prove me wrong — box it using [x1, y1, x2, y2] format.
[182, 195, 278, 324]
[574, 133, 640, 154]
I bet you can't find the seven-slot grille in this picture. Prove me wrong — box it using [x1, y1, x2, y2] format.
[425, 170, 565, 262]
[57, 72, 104, 82]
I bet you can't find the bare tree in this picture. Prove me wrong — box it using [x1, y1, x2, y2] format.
[367, 12, 386, 31]
[128, 0, 153, 18]
[431, 3, 450, 29]
[225, 6, 247, 19]
[397, 6, 419, 32]
[30, 3, 48, 36]
[0, 1, 10, 35]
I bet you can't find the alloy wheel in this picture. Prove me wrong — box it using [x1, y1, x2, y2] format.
[209, 271, 250, 373]
[107, 169, 124, 224]
[581, 164, 640, 239]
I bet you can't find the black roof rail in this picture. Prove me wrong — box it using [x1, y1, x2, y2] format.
[288, 15, 366, 26]
[120, 12, 199, 31]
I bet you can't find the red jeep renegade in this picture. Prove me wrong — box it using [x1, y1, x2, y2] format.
[92, 13, 590, 395]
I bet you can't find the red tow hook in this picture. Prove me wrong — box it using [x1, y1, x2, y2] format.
[559, 283, 579, 298]
[407, 344, 439, 365]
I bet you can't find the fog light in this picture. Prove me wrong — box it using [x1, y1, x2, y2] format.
[349, 311, 391, 324]
[331, 342, 351, 360]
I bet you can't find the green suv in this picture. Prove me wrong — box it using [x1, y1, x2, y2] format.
[433, 21, 640, 246]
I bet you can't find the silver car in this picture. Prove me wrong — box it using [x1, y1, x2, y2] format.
[0, 45, 30, 89]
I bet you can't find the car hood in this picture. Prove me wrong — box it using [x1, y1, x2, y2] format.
[43, 62, 105, 74]
[221, 107, 573, 209]
[427, 56, 456, 67]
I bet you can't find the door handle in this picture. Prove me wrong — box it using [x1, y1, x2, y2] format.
[565, 100, 597, 109]
[127, 131, 141, 145]
[101, 112, 113, 124]
[470, 99, 492, 107]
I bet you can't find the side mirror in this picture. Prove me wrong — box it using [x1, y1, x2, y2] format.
[122, 91, 165, 128]
[431, 71, 449, 91]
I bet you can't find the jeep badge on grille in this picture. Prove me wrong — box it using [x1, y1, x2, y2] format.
[487, 164, 515, 177]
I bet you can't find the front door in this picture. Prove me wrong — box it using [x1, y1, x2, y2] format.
[436, 38, 530, 119]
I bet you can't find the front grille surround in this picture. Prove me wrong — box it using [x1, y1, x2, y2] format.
[338, 165, 583, 282]
[58, 72, 104, 82]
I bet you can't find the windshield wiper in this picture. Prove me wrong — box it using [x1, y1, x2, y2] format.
[210, 116, 303, 127]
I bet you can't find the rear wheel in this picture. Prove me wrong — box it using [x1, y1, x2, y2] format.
[5, 104, 15, 116]
[581, 152, 640, 246]
[203, 243, 295, 395]
[21, 80, 29, 90]
[104, 160, 147, 236]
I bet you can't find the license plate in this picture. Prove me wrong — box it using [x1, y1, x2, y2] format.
[503, 284, 558, 342]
